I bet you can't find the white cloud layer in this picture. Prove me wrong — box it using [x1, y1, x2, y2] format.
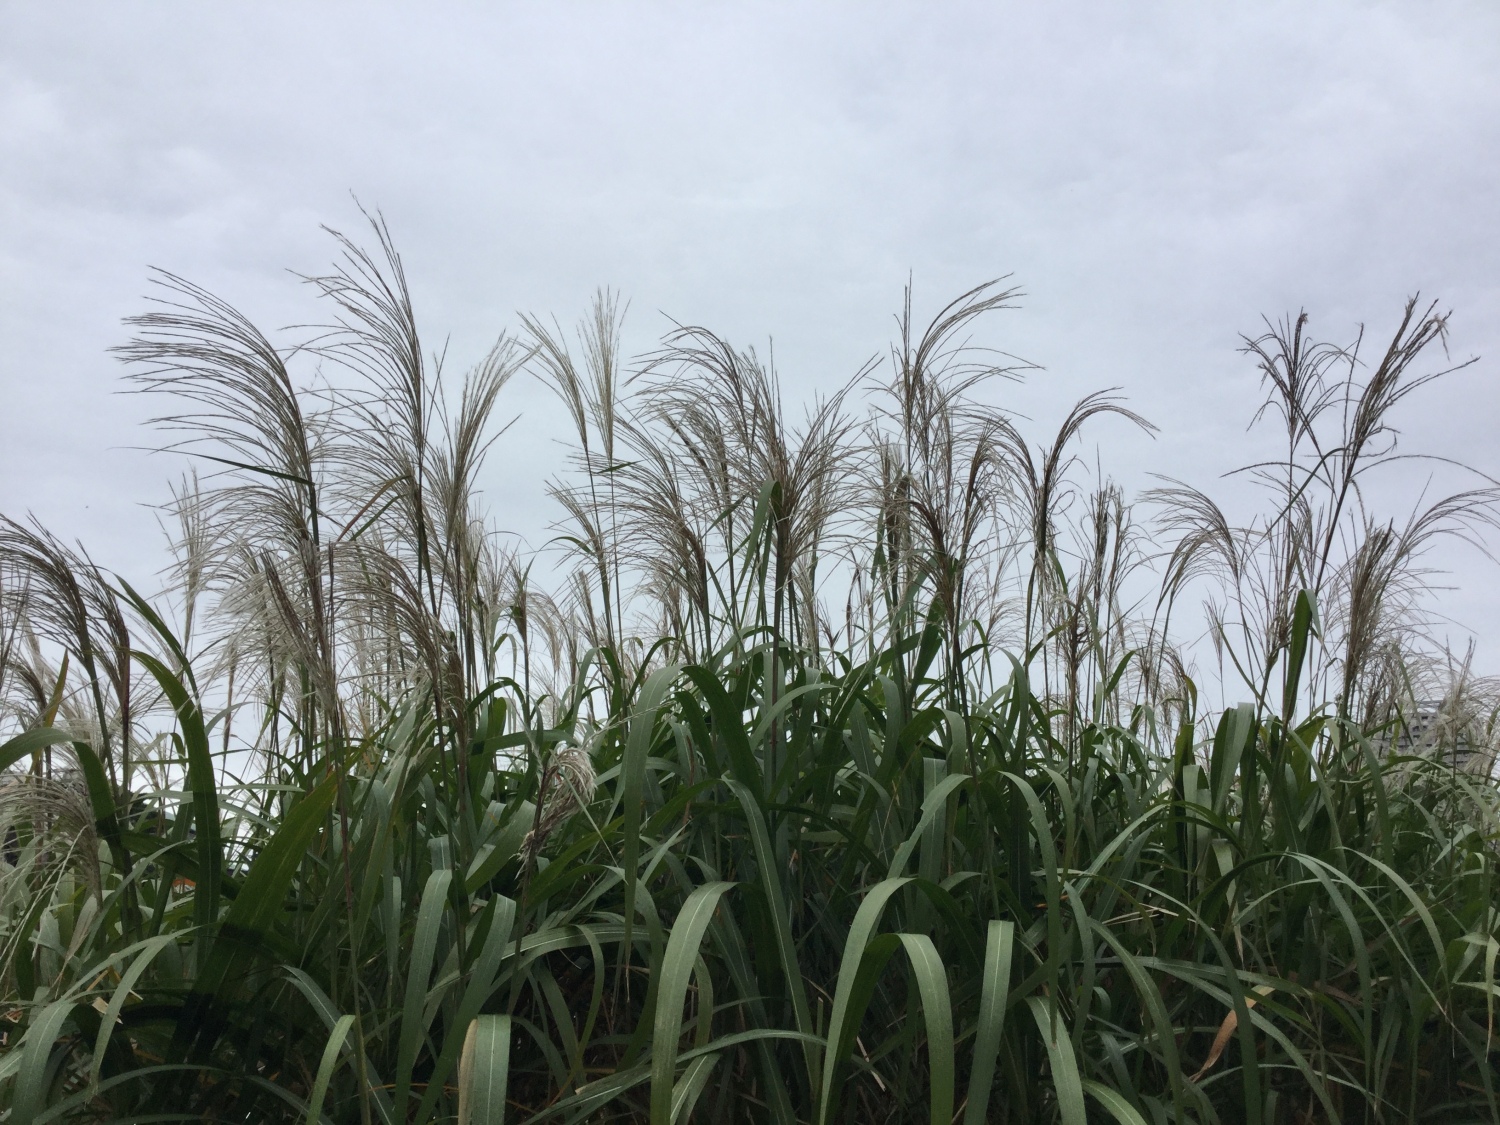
[3, 2, 1499, 674]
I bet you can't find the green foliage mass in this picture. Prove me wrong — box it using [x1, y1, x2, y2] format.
[1, 219, 1497, 1123]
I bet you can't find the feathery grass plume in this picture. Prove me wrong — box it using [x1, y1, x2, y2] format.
[159, 471, 219, 659]
[873, 278, 1032, 704]
[115, 267, 341, 766]
[0, 519, 133, 794]
[1153, 298, 1499, 730]
[492, 550, 576, 722]
[634, 325, 863, 795]
[304, 215, 436, 590]
[341, 537, 452, 704]
[520, 741, 597, 864]
[1388, 643, 1500, 774]
[308, 213, 525, 733]
[611, 418, 716, 660]
[645, 325, 861, 649]
[0, 767, 100, 904]
[993, 390, 1156, 666]
[0, 559, 38, 732]
[624, 386, 747, 657]
[1047, 481, 1149, 732]
[524, 290, 627, 657]
[429, 346, 523, 688]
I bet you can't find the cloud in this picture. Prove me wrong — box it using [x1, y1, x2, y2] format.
[3, 1, 1498, 665]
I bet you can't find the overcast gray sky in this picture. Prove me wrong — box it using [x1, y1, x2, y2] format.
[3, 3, 1499, 671]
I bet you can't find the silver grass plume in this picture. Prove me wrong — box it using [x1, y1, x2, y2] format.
[522, 741, 598, 863]
[523, 290, 627, 656]
[0, 519, 134, 793]
[0, 764, 101, 903]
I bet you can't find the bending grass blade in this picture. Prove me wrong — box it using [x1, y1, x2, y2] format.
[175, 768, 340, 1058]
[1083, 1079, 1151, 1125]
[887, 769, 969, 879]
[964, 919, 1014, 1125]
[90, 932, 179, 1090]
[303, 1013, 356, 1125]
[458, 1015, 513, 1125]
[413, 895, 517, 1124]
[135, 650, 221, 965]
[1005, 773, 1065, 996]
[651, 880, 736, 1125]
[12, 999, 74, 1125]
[620, 666, 681, 960]
[670, 1052, 721, 1125]
[818, 877, 912, 1125]
[895, 933, 955, 1125]
[0, 727, 75, 773]
[723, 777, 817, 1085]
[1026, 996, 1087, 1125]
[394, 868, 453, 1114]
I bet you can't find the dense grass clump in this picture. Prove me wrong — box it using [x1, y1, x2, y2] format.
[2, 218, 1498, 1123]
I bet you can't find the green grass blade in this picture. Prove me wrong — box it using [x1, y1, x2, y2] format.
[684, 667, 762, 793]
[1083, 1079, 1151, 1125]
[303, 1013, 355, 1125]
[395, 868, 454, 1114]
[0, 728, 75, 772]
[1085, 918, 1184, 1119]
[135, 650, 221, 962]
[650, 880, 736, 1125]
[190, 770, 338, 993]
[1026, 996, 1087, 1125]
[1005, 774, 1065, 995]
[464, 800, 534, 894]
[964, 919, 1014, 1125]
[13, 1000, 74, 1125]
[670, 1052, 721, 1125]
[887, 769, 967, 878]
[458, 1015, 513, 1125]
[413, 894, 517, 1124]
[895, 933, 955, 1125]
[723, 777, 817, 1081]
[89, 932, 178, 1090]
[620, 665, 681, 956]
[69, 739, 132, 883]
[817, 877, 910, 1125]
[280, 969, 397, 1124]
